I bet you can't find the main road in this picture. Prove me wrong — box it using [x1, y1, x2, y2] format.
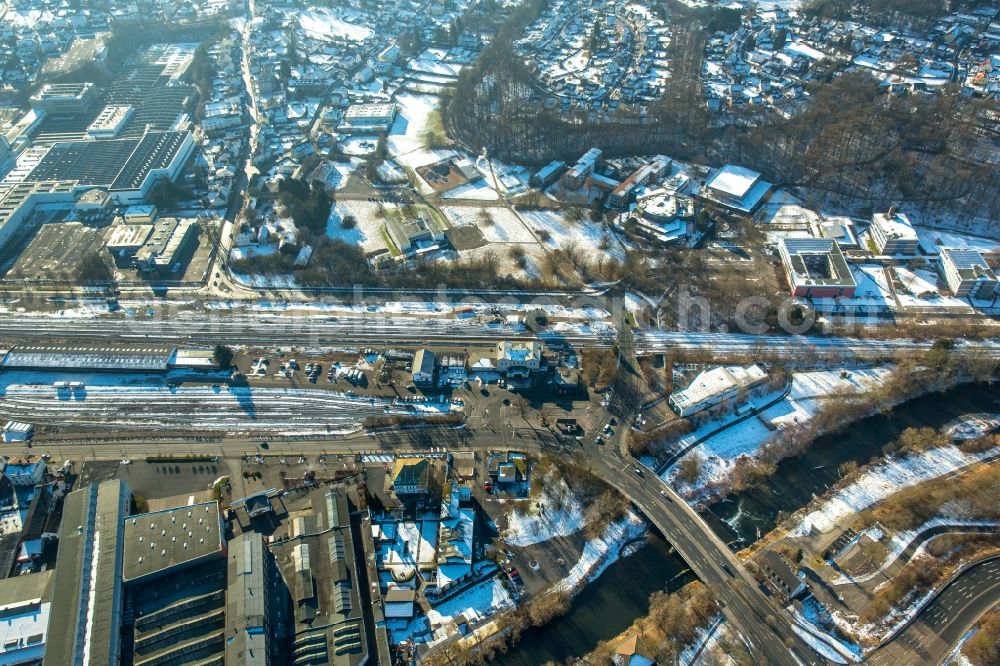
[588, 450, 822, 666]
[868, 556, 1000, 666]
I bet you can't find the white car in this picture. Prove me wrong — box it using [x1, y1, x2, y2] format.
[120, 459, 132, 466]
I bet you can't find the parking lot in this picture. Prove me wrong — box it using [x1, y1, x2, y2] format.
[5, 221, 106, 282]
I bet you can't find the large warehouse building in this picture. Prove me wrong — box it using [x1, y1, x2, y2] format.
[0, 130, 193, 248]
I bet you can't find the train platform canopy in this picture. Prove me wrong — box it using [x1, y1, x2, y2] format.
[0, 344, 222, 373]
[0, 343, 176, 371]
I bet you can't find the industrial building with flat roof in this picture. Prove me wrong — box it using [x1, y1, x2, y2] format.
[0, 569, 54, 665]
[45, 479, 130, 666]
[86, 105, 134, 138]
[1, 343, 176, 372]
[0, 343, 221, 373]
[0, 130, 193, 250]
[29, 83, 98, 115]
[340, 102, 396, 133]
[779, 237, 857, 298]
[122, 501, 225, 584]
[135, 216, 199, 273]
[24, 131, 190, 190]
[120, 502, 228, 666]
[669, 364, 768, 417]
[105, 222, 154, 266]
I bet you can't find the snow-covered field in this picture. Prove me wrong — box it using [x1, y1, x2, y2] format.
[516, 208, 624, 261]
[407, 48, 466, 79]
[441, 206, 537, 244]
[943, 413, 1000, 440]
[338, 136, 380, 157]
[916, 226, 1000, 255]
[892, 266, 970, 309]
[442, 180, 500, 201]
[502, 476, 584, 547]
[298, 7, 373, 41]
[387, 93, 455, 169]
[327, 200, 388, 253]
[792, 441, 1000, 536]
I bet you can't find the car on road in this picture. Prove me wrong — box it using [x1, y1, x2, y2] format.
[259, 441, 269, 449]
[483, 483, 493, 493]
[120, 459, 131, 465]
[633, 467, 643, 476]
[659, 489, 670, 498]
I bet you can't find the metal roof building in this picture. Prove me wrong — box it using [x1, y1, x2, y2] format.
[669, 364, 768, 417]
[273, 490, 368, 666]
[44, 479, 129, 666]
[226, 532, 272, 666]
[779, 237, 857, 299]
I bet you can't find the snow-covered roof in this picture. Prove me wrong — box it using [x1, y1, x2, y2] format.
[871, 210, 918, 241]
[671, 364, 767, 413]
[706, 164, 762, 198]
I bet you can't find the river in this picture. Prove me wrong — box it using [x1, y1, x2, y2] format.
[491, 533, 691, 666]
[494, 382, 1000, 664]
[704, 381, 1000, 545]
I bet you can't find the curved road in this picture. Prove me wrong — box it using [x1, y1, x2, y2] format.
[868, 556, 1000, 666]
[588, 451, 822, 666]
